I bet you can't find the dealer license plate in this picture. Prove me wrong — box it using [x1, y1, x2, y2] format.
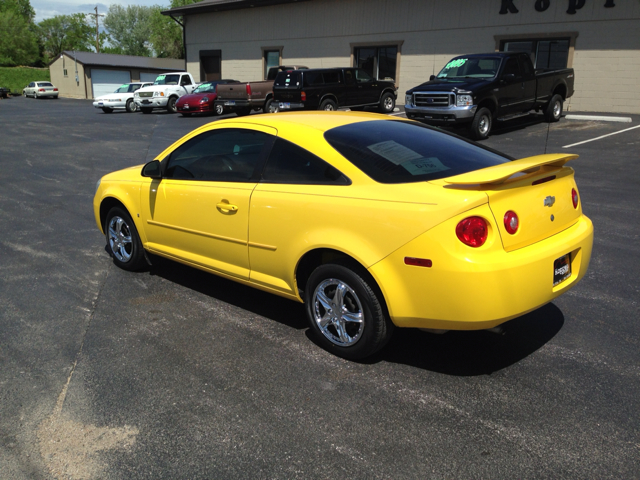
[184, 104, 189, 109]
[225, 100, 236, 106]
[98, 102, 103, 106]
[142, 100, 151, 104]
[553, 254, 571, 286]
[279, 102, 291, 109]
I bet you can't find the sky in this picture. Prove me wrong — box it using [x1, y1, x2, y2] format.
[32, 0, 165, 22]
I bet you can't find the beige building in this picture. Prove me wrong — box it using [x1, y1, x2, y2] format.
[164, 0, 640, 114]
[49, 52, 185, 100]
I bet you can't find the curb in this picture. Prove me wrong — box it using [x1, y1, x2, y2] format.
[565, 114, 632, 123]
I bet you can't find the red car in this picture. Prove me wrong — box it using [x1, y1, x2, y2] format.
[176, 79, 240, 116]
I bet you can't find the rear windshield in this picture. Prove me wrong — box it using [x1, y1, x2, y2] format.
[324, 120, 512, 184]
[38, 82, 53, 87]
[274, 71, 302, 88]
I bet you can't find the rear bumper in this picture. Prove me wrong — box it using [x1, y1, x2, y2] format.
[276, 101, 305, 111]
[369, 204, 594, 330]
[405, 104, 476, 124]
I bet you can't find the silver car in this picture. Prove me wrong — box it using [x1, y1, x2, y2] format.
[23, 81, 59, 99]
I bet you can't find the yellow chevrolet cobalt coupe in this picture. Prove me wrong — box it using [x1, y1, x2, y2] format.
[94, 112, 593, 359]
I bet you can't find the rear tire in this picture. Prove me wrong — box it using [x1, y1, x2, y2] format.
[304, 262, 394, 360]
[125, 99, 137, 113]
[105, 207, 146, 271]
[319, 99, 337, 111]
[214, 104, 224, 116]
[263, 97, 274, 113]
[469, 107, 492, 140]
[545, 94, 563, 123]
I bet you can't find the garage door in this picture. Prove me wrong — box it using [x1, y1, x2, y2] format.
[91, 69, 131, 98]
[140, 72, 160, 83]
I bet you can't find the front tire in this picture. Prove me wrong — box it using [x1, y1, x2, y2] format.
[469, 107, 492, 140]
[378, 92, 395, 114]
[319, 99, 337, 111]
[166, 96, 178, 113]
[305, 263, 394, 360]
[105, 207, 146, 271]
[545, 94, 563, 122]
[125, 99, 137, 113]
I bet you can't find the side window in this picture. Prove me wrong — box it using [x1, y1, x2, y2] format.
[323, 70, 341, 84]
[164, 129, 270, 182]
[262, 138, 350, 185]
[180, 75, 192, 86]
[502, 58, 521, 78]
[519, 56, 533, 77]
[355, 69, 373, 83]
[130, 84, 141, 92]
[344, 70, 355, 86]
[303, 71, 324, 87]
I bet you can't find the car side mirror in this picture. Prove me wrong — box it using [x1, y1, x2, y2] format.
[141, 160, 162, 179]
[501, 73, 516, 83]
[429, 75, 436, 81]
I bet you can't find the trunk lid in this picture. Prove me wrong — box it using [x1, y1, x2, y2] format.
[442, 154, 583, 252]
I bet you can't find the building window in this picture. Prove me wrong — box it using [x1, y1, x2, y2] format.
[354, 46, 398, 81]
[63, 69, 68, 77]
[495, 33, 578, 70]
[262, 48, 282, 80]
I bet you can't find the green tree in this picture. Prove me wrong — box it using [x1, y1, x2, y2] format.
[0, 0, 35, 22]
[38, 14, 94, 62]
[0, 10, 39, 66]
[149, 0, 197, 59]
[104, 5, 154, 57]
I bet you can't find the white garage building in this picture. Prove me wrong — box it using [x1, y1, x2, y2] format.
[49, 51, 185, 100]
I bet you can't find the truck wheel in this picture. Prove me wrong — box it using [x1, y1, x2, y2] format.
[141, 108, 152, 114]
[469, 107, 492, 140]
[263, 98, 274, 113]
[545, 94, 563, 123]
[167, 96, 178, 113]
[378, 92, 395, 114]
[320, 99, 337, 111]
[126, 99, 138, 113]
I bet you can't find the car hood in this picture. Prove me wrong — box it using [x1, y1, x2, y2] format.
[406, 78, 493, 94]
[101, 165, 145, 182]
[96, 92, 132, 101]
[177, 93, 216, 103]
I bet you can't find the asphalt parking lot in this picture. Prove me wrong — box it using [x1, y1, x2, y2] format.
[1, 96, 639, 479]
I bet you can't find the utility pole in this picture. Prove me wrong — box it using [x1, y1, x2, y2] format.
[87, 6, 105, 53]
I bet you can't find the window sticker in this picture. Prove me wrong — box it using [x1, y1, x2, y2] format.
[444, 58, 467, 70]
[367, 140, 423, 165]
[400, 157, 450, 176]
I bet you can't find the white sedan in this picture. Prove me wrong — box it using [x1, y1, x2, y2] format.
[23, 81, 59, 99]
[93, 83, 152, 113]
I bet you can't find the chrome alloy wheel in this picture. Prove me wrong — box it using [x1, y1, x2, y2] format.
[108, 215, 133, 263]
[478, 113, 490, 136]
[312, 278, 365, 347]
[553, 100, 562, 119]
[383, 96, 394, 111]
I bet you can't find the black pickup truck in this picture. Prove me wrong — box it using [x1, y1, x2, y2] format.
[272, 67, 397, 113]
[404, 52, 575, 139]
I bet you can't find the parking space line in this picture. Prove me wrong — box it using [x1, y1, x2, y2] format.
[562, 124, 640, 148]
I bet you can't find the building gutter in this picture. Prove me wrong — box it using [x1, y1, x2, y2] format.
[168, 13, 186, 68]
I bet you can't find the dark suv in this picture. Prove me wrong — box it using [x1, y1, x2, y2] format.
[272, 68, 397, 113]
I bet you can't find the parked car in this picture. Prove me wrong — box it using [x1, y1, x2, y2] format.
[404, 52, 575, 139]
[134, 72, 197, 114]
[93, 112, 593, 360]
[175, 79, 240, 116]
[23, 81, 59, 99]
[93, 82, 153, 113]
[0, 87, 10, 99]
[214, 65, 308, 116]
[272, 68, 397, 113]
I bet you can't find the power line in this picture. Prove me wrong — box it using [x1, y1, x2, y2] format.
[86, 6, 105, 53]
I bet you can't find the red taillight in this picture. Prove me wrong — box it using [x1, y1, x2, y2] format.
[503, 211, 519, 235]
[246, 83, 252, 95]
[301, 90, 306, 101]
[404, 257, 432, 268]
[572, 188, 579, 209]
[39, 88, 45, 92]
[53, 88, 58, 91]
[456, 216, 488, 248]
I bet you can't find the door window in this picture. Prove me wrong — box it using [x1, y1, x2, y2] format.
[261, 138, 349, 185]
[164, 129, 271, 182]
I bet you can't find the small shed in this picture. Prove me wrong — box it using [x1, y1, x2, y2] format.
[49, 51, 185, 99]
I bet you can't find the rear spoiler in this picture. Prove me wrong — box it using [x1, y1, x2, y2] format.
[443, 154, 578, 186]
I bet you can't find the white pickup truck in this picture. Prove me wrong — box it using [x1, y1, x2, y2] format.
[134, 72, 197, 114]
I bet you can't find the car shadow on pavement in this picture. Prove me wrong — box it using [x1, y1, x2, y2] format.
[371, 303, 565, 375]
[441, 113, 551, 141]
[146, 254, 308, 331]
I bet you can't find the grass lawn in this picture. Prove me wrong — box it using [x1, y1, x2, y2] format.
[0, 67, 50, 95]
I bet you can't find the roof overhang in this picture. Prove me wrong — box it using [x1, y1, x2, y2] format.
[162, 0, 312, 17]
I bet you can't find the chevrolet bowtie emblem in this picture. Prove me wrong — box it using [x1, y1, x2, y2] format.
[544, 196, 556, 207]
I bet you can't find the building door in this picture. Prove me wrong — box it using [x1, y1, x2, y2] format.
[91, 69, 131, 98]
[200, 50, 221, 82]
